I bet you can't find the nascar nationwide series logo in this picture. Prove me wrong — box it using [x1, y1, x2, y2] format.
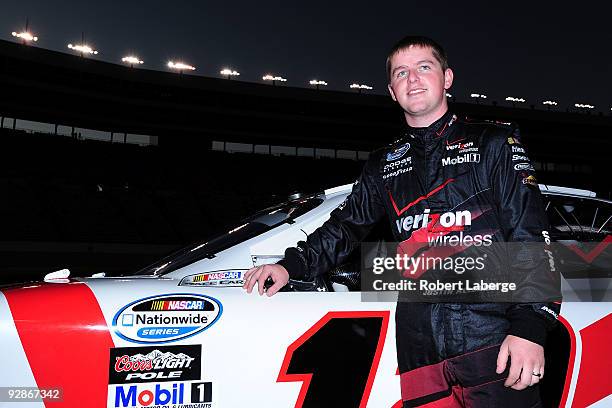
[112, 294, 222, 344]
[179, 271, 244, 287]
[109, 345, 202, 384]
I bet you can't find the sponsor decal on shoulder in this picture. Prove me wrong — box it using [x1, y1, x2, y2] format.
[383, 156, 413, 179]
[522, 175, 538, 187]
[109, 345, 201, 384]
[445, 139, 474, 151]
[540, 305, 558, 319]
[382, 167, 413, 179]
[110, 381, 213, 408]
[541, 231, 556, 271]
[514, 163, 535, 171]
[511, 146, 525, 153]
[443, 138, 479, 153]
[386, 142, 410, 161]
[112, 294, 222, 344]
[507, 137, 521, 145]
[512, 154, 530, 162]
[383, 156, 412, 172]
[441, 153, 480, 166]
[180, 271, 244, 287]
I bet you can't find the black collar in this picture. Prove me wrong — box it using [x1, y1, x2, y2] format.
[404, 110, 455, 142]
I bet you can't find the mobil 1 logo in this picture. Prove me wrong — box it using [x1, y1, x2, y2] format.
[111, 381, 214, 408]
[109, 345, 201, 384]
[192, 382, 212, 404]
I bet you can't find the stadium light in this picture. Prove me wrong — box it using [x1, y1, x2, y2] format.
[505, 96, 525, 108]
[574, 103, 594, 109]
[168, 61, 196, 74]
[262, 74, 287, 86]
[11, 18, 38, 44]
[309, 79, 328, 90]
[470, 93, 487, 105]
[12, 31, 38, 43]
[350, 83, 373, 94]
[220, 68, 240, 79]
[542, 100, 558, 111]
[68, 32, 98, 57]
[68, 43, 98, 55]
[446, 92, 453, 98]
[121, 56, 144, 67]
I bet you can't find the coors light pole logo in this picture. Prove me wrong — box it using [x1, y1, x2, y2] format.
[109, 345, 202, 384]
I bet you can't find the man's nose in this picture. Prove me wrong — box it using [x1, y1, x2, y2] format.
[408, 70, 419, 82]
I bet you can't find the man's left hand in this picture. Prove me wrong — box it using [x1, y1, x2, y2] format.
[496, 334, 544, 390]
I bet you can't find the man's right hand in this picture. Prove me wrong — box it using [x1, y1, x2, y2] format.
[243, 264, 289, 296]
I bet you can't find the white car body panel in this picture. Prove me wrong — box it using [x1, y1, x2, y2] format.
[0, 292, 42, 408]
[0, 184, 609, 407]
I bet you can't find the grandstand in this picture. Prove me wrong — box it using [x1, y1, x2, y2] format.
[0, 39, 610, 283]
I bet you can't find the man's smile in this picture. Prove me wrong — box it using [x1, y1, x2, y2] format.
[408, 88, 426, 96]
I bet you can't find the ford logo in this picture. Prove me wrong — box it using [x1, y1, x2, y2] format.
[386, 143, 410, 161]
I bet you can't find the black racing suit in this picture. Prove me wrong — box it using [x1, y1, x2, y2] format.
[278, 111, 561, 407]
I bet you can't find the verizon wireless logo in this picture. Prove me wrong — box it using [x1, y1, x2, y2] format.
[446, 141, 473, 151]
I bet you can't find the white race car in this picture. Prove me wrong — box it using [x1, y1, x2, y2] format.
[0, 184, 609, 408]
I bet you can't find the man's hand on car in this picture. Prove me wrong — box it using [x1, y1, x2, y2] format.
[243, 264, 289, 296]
[496, 334, 545, 390]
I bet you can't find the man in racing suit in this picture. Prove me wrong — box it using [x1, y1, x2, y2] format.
[244, 36, 560, 407]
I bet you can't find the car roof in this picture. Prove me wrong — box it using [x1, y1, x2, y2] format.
[323, 183, 610, 203]
[538, 184, 596, 198]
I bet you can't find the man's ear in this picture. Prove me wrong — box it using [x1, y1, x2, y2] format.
[388, 83, 397, 101]
[444, 68, 454, 90]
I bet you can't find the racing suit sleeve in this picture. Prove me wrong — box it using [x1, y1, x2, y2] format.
[489, 126, 561, 347]
[277, 152, 387, 281]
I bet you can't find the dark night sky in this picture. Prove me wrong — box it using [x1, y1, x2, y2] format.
[1, 0, 611, 111]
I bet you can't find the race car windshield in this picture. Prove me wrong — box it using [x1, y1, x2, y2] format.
[131, 195, 324, 276]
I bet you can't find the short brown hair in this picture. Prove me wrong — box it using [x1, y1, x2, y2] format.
[386, 36, 449, 80]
